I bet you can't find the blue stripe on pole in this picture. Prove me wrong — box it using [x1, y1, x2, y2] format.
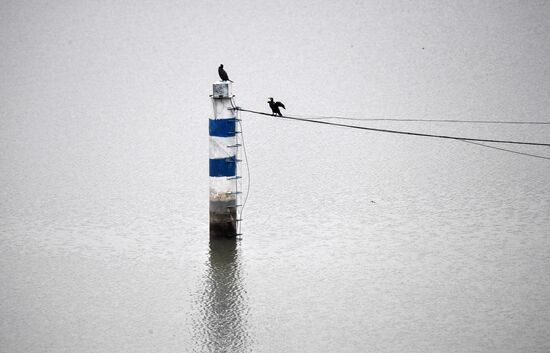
[209, 118, 236, 137]
[209, 156, 237, 177]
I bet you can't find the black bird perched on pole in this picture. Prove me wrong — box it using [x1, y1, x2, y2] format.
[268, 97, 285, 117]
[218, 64, 233, 82]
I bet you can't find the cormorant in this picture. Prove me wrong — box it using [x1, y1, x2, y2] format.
[218, 64, 233, 82]
[268, 97, 285, 117]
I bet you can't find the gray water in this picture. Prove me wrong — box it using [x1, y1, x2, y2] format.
[2, 1, 550, 352]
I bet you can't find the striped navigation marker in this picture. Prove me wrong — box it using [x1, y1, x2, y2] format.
[210, 81, 241, 237]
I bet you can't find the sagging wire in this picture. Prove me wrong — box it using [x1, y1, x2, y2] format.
[235, 108, 550, 147]
[302, 116, 550, 125]
[236, 107, 550, 161]
[237, 118, 251, 225]
[229, 99, 251, 237]
[460, 140, 550, 161]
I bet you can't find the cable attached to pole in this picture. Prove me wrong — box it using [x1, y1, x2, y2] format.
[235, 108, 550, 147]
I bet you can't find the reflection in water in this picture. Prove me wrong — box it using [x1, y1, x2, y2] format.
[194, 237, 250, 352]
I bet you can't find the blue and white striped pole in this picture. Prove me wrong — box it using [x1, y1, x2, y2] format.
[210, 81, 240, 237]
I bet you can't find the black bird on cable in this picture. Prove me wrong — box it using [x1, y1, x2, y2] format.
[268, 97, 285, 117]
[218, 64, 233, 82]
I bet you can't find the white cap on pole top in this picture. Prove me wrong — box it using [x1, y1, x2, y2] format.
[213, 81, 232, 98]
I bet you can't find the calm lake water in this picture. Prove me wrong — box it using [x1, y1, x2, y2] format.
[1, 106, 549, 352]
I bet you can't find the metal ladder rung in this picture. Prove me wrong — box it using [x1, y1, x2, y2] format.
[227, 144, 242, 148]
[227, 176, 242, 180]
[211, 94, 236, 99]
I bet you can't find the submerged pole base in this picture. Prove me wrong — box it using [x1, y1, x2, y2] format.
[209, 200, 237, 238]
[209, 221, 237, 238]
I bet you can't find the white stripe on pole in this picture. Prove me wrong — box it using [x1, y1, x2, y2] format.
[209, 136, 236, 159]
